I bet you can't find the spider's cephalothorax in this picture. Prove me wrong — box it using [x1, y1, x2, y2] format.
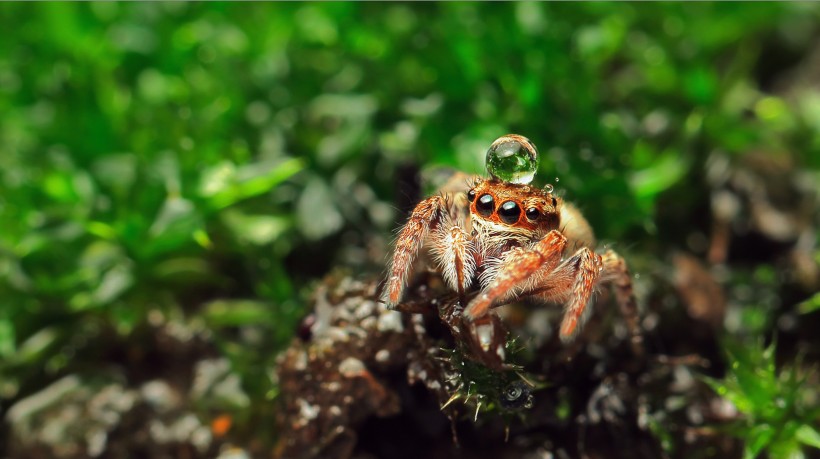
[382, 135, 641, 346]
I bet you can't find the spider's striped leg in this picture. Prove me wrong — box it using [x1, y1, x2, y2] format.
[601, 249, 643, 352]
[381, 195, 450, 308]
[547, 247, 603, 342]
[463, 229, 567, 320]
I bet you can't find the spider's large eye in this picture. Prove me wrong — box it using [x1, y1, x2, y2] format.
[499, 200, 521, 224]
[467, 189, 477, 202]
[476, 194, 494, 216]
[525, 207, 539, 221]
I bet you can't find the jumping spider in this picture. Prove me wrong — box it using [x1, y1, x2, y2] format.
[382, 134, 641, 353]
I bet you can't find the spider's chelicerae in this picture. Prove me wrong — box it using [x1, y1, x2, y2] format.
[382, 134, 641, 348]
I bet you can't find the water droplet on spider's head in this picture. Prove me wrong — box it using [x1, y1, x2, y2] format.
[486, 134, 539, 185]
[544, 184, 554, 193]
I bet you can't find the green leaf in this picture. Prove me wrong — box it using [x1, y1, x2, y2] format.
[744, 423, 775, 459]
[203, 299, 272, 327]
[149, 196, 196, 236]
[629, 150, 689, 200]
[703, 374, 752, 414]
[153, 257, 213, 282]
[70, 263, 134, 311]
[15, 327, 60, 365]
[142, 197, 205, 258]
[43, 171, 80, 204]
[91, 153, 138, 196]
[205, 158, 304, 210]
[795, 425, 820, 449]
[720, 338, 781, 409]
[797, 292, 820, 315]
[0, 319, 15, 358]
[221, 210, 290, 246]
[684, 67, 718, 105]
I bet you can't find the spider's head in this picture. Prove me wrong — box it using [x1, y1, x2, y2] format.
[467, 178, 560, 234]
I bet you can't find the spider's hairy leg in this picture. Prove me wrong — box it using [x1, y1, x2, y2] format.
[381, 195, 449, 308]
[601, 249, 643, 351]
[463, 229, 567, 320]
[550, 247, 603, 342]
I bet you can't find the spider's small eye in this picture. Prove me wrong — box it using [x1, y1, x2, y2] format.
[467, 189, 477, 202]
[525, 207, 539, 221]
[476, 194, 494, 216]
[499, 200, 521, 224]
[551, 197, 558, 207]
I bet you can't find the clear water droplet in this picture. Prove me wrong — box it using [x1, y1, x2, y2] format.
[505, 385, 523, 399]
[544, 184, 554, 193]
[554, 177, 560, 183]
[486, 135, 538, 184]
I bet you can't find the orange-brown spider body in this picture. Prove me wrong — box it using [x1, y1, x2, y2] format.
[382, 135, 640, 345]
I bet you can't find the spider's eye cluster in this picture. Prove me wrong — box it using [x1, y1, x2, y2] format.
[476, 193, 494, 216]
[486, 134, 539, 185]
[499, 200, 521, 224]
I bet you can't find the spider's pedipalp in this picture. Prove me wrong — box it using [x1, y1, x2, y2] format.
[430, 223, 476, 300]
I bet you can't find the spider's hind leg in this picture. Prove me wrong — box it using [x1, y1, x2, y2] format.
[601, 249, 643, 353]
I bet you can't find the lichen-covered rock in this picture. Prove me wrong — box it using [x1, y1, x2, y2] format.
[4, 320, 252, 459]
[6, 374, 217, 459]
[273, 276, 418, 459]
[273, 271, 534, 459]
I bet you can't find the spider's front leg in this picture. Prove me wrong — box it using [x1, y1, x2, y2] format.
[547, 247, 604, 342]
[493, 246, 605, 342]
[525, 248, 643, 348]
[463, 229, 568, 320]
[381, 194, 473, 308]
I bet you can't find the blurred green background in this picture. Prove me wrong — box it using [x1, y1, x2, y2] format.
[1, 2, 819, 456]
